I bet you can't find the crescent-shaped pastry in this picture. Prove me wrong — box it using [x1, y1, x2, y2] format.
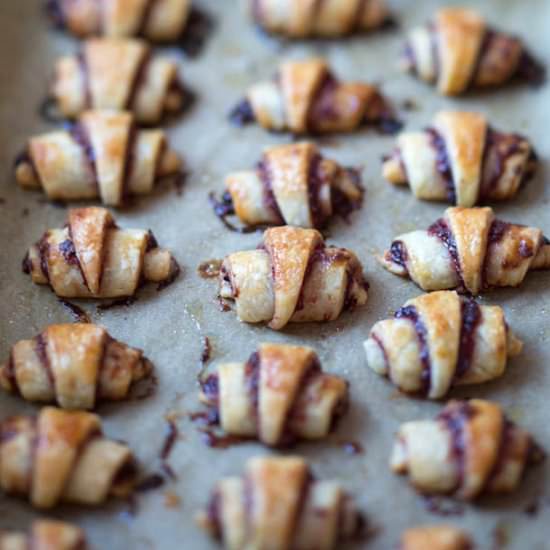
[249, 0, 390, 38]
[50, 38, 187, 125]
[213, 142, 363, 230]
[0, 520, 86, 550]
[23, 207, 180, 299]
[380, 206, 550, 294]
[364, 291, 523, 399]
[0, 324, 153, 409]
[14, 110, 182, 206]
[383, 111, 537, 206]
[219, 226, 369, 329]
[199, 343, 348, 446]
[196, 456, 364, 550]
[0, 407, 136, 508]
[400, 526, 472, 550]
[401, 7, 545, 95]
[46, 0, 191, 42]
[391, 399, 544, 500]
[230, 58, 399, 134]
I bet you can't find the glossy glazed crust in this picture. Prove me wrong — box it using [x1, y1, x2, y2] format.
[24, 207, 179, 298]
[226, 142, 362, 228]
[400, 525, 472, 550]
[380, 206, 550, 293]
[197, 456, 363, 550]
[246, 58, 385, 134]
[390, 399, 540, 500]
[402, 7, 528, 95]
[200, 343, 348, 446]
[250, 0, 389, 37]
[364, 291, 523, 398]
[0, 324, 152, 409]
[52, 39, 183, 124]
[219, 226, 369, 329]
[383, 111, 535, 206]
[0, 407, 135, 509]
[0, 520, 87, 550]
[56, 0, 191, 42]
[15, 110, 182, 205]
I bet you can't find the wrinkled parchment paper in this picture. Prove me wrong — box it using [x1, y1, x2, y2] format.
[0, 0, 549, 548]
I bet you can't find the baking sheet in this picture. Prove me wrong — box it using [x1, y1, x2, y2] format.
[0, 0, 549, 548]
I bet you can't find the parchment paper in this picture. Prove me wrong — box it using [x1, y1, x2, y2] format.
[0, 0, 549, 548]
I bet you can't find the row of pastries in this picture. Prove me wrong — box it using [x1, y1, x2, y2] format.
[1, 0, 547, 549]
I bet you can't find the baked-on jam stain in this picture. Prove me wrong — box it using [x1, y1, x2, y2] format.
[428, 218, 465, 289]
[437, 402, 475, 493]
[38, 96, 65, 124]
[342, 441, 364, 455]
[426, 128, 456, 203]
[45, 0, 65, 28]
[454, 298, 481, 380]
[200, 336, 212, 366]
[228, 99, 256, 126]
[197, 259, 222, 279]
[135, 473, 165, 493]
[421, 495, 465, 517]
[159, 420, 179, 480]
[206, 491, 222, 540]
[176, 7, 216, 58]
[97, 296, 137, 311]
[395, 305, 431, 394]
[208, 191, 261, 234]
[58, 299, 91, 324]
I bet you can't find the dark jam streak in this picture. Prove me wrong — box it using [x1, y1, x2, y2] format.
[258, 159, 284, 225]
[331, 168, 364, 222]
[428, 218, 464, 289]
[437, 402, 475, 493]
[426, 128, 455, 204]
[394, 305, 431, 394]
[454, 298, 481, 380]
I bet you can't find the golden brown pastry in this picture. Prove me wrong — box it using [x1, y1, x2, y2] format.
[400, 525, 472, 550]
[15, 110, 182, 206]
[0, 520, 87, 550]
[402, 7, 545, 95]
[391, 399, 544, 500]
[0, 324, 153, 409]
[197, 456, 364, 550]
[46, 0, 191, 42]
[383, 111, 537, 206]
[50, 38, 187, 125]
[199, 343, 348, 446]
[249, 0, 390, 37]
[0, 407, 136, 509]
[364, 291, 523, 399]
[23, 207, 180, 299]
[219, 226, 369, 329]
[212, 142, 363, 230]
[230, 58, 399, 134]
[380, 206, 550, 294]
